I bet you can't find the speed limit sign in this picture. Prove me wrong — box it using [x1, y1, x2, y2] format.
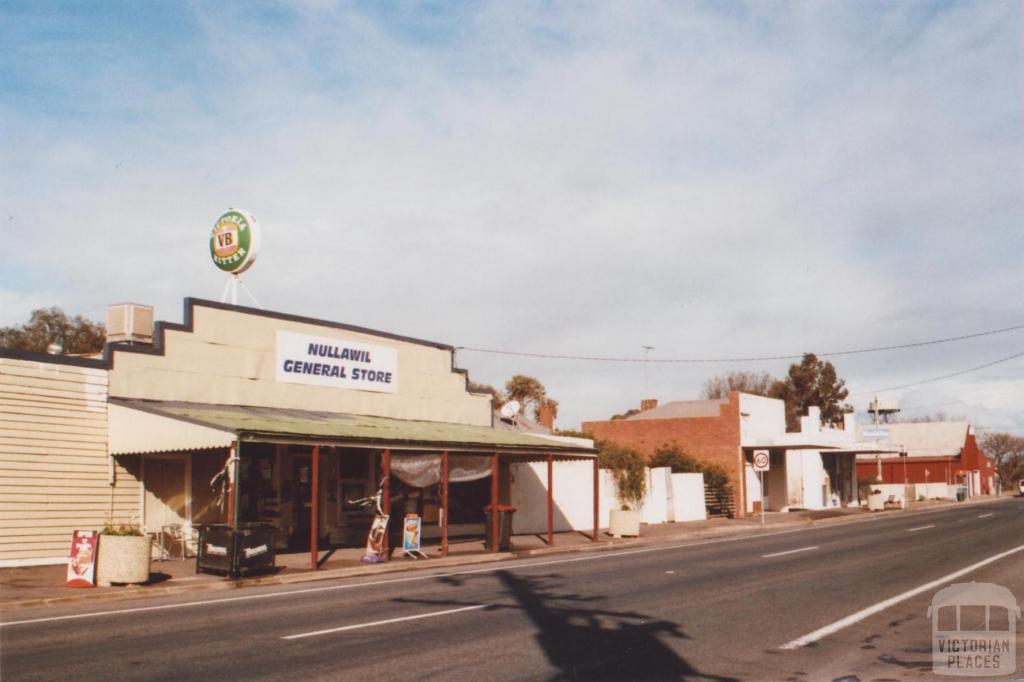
[752, 450, 770, 472]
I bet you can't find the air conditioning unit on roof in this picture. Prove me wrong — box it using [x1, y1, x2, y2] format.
[106, 303, 154, 345]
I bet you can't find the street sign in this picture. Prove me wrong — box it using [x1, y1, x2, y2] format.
[862, 426, 890, 440]
[753, 450, 770, 472]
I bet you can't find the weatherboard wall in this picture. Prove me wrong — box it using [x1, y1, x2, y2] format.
[0, 357, 139, 565]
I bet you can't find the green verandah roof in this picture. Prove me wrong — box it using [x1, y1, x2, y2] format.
[111, 399, 595, 457]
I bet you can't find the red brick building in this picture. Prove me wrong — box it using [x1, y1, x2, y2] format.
[584, 394, 744, 502]
[583, 392, 895, 516]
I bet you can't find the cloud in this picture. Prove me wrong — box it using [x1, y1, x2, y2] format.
[0, 1, 1020, 431]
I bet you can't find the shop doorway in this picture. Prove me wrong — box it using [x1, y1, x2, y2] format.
[143, 456, 189, 534]
[290, 455, 312, 550]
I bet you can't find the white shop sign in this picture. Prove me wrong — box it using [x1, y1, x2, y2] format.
[276, 330, 399, 393]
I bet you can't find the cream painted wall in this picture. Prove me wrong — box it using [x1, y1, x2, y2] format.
[510, 464, 708, 535]
[108, 303, 492, 426]
[0, 358, 139, 566]
[671, 473, 706, 522]
[739, 393, 786, 444]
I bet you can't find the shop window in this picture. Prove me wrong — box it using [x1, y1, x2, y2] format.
[240, 443, 279, 523]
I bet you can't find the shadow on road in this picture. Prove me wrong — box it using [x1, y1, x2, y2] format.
[398, 570, 737, 682]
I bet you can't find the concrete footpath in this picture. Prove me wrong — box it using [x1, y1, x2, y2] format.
[1, 495, 1010, 612]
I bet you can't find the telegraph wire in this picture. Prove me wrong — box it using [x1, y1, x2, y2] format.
[849, 351, 1024, 396]
[898, 387, 1024, 412]
[456, 322, 1024, 363]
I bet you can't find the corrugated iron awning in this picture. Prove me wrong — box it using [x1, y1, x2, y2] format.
[108, 399, 596, 457]
[109, 402, 235, 455]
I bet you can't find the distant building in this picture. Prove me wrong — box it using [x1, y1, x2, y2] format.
[855, 422, 997, 496]
[583, 392, 891, 516]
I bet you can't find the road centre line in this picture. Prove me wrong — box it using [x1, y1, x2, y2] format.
[907, 525, 935, 532]
[762, 546, 819, 558]
[977, 513, 994, 519]
[282, 604, 487, 640]
[779, 543, 1024, 650]
[2, 499, 1014, 628]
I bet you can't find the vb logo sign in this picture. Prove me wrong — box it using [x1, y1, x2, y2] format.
[209, 209, 260, 274]
[929, 583, 1020, 676]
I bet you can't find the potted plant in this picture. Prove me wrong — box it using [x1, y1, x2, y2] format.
[599, 443, 647, 537]
[867, 487, 886, 512]
[96, 521, 151, 586]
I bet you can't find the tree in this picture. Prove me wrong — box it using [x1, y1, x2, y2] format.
[537, 396, 559, 422]
[478, 374, 560, 423]
[0, 307, 105, 355]
[597, 441, 647, 510]
[700, 371, 775, 399]
[894, 412, 968, 424]
[649, 442, 732, 498]
[610, 408, 641, 420]
[468, 381, 504, 410]
[771, 353, 851, 431]
[980, 432, 1024, 487]
[504, 374, 547, 420]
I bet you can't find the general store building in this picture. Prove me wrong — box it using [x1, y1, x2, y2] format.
[0, 298, 596, 567]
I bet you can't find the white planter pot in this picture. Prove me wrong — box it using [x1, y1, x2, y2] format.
[867, 493, 885, 512]
[609, 509, 642, 538]
[97, 535, 152, 586]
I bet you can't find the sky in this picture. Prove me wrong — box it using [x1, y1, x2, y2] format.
[1, 1, 1022, 434]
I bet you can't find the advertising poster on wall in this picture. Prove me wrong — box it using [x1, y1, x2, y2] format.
[65, 530, 97, 588]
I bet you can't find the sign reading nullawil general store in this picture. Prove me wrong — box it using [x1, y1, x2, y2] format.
[276, 331, 398, 393]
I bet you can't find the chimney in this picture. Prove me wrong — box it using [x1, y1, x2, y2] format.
[640, 398, 658, 412]
[106, 303, 154, 345]
[537, 403, 555, 431]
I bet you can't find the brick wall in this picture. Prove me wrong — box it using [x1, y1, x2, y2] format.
[583, 392, 745, 515]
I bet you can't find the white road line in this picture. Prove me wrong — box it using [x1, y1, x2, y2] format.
[977, 513, 994, 519]
[2, 498, 1014, 628]
[281, 604, 487, 640]
[0, 530, 835, 628]
[779, 543, 1024, 650]
[762, 546, 819, 558]
[907, 525, 935, 532]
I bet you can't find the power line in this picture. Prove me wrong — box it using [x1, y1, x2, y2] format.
[457, 322, 1024, 363]
[898, 387, 1024, 412]
[850, 351, 1024, 396]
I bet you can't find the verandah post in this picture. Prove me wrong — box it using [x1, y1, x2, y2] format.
[382, 449, 391, 560]
[547, 454, 554, 546]
[592, 456, 599, 541]
[441, 450, 449, 557]
[490, 453, 499, 552]
[310, 445, 320, 571]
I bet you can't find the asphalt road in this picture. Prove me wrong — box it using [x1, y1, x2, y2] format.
[2, 497, 1021, 682]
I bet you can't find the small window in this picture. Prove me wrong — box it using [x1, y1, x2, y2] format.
[989, 606, 1010, 632]
[960, 605, 987, 632]
[936, 605, 957, 632]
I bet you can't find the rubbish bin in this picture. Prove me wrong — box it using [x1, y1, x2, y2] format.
[196, 524, 276, 578]
[484, 505, 516, 551]
[956, 489, 966, 502]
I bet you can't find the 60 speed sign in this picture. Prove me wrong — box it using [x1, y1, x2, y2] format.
[752, 450, 770, 472]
